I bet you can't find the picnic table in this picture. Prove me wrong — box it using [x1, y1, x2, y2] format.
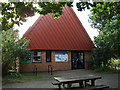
[52, 75, 109, 89]
[54, 75, 102, 88]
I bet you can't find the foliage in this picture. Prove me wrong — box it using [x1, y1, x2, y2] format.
[87, 2, 120, 69]
[1, 2, 73, 31]
[2, 29, 30, 76]
[8, 70, 22, 78]
[89, 2, 120, 31]
[1, 1, 120, 70]
[1, 2, 120, 31]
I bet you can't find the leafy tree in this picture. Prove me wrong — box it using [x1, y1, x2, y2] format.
[89, 2, 120, 31]
[2, 29, 30, 76]
[2, 1, 120, 31]
[1, 2, 73, 31]
[1, 1, 120, 69]
[88, 2, 120, 69]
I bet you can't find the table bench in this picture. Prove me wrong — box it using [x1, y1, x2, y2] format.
[83, 85, 109, 90]
[52, 75, 109, 89]
[52, 81, 61, 89]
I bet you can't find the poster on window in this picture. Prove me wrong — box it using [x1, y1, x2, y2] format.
[55, 52, 68, 62]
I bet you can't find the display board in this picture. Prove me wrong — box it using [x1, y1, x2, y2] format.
[20, 59, 31, 63]
[55, 52, 68, 62]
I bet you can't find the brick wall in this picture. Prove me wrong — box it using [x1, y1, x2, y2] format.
[20, 50, 92, 72]
[20, 51, 71, 72]
[84, 51, 92, 69]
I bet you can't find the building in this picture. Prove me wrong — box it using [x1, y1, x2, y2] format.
[20, 5, 94, 72]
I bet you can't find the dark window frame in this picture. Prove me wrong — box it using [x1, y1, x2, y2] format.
[46, 51, 51, 62]
[32, 50, 42, 63]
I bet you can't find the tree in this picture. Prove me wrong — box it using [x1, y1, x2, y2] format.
[2, 29, 30, 75]
[1, 2, 73, 31]
[1, 1, 120, 69]
[2, 2, 120, 31]
[88, 2, 120, 69]
[89, 2, 120, 31]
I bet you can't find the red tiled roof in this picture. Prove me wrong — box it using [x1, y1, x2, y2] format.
[23, 5, 94, 51]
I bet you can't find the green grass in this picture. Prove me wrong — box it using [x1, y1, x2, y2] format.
[94, 59, 120, 74]
[94, 65, 120, 74]
[2, 74, 43, 85]
[21, 75, 43, 82]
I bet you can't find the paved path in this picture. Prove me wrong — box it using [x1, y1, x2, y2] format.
[2, 69, 119, 89]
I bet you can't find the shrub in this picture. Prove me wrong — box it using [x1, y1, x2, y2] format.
[8, 70, 22, 78]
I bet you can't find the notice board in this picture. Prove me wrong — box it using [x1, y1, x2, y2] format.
[55, 52, 68, 62]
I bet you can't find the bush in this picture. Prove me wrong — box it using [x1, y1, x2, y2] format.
[8, 70, 22, 78]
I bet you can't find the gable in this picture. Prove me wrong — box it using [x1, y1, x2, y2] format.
[23, 5, 94, 51]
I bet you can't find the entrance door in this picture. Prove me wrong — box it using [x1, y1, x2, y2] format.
[71, 51, 84, 69]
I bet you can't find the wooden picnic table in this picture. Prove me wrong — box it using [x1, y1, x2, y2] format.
[54, 75, 102, 88]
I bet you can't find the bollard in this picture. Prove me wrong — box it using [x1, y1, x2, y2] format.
[48, 65, 49, 73]
[34, 65, 37, 76]
[36, 67, 37, 76]
[48, 65, 53, 75]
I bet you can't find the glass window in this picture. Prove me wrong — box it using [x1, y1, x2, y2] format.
[46, 51, 51, 62]
[33, 51, 41, 62]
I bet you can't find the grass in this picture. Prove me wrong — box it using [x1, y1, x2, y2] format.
[2, 74, 43, 85]
[94, 68, 119, 74]
[94, 59, 120, 74]
[21, 75, 43, 82]
[94, 65, 120, 74]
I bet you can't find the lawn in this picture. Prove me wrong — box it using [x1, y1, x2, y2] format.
[2, 73, 43, 85]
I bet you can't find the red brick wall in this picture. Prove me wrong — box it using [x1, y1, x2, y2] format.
[84, 51, 92, 69]
[20, 51, 71, 72]
[20, 51, 92, 72]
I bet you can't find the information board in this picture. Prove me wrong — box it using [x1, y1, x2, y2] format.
[55, 52, 68, 62]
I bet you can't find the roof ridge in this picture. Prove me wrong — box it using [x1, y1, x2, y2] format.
[23, 6, 94, 50]
[70, 7, 94, 47]
[23, 15, 44, 38]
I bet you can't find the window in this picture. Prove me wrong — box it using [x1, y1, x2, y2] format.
[55, 52, 68, 62]
[33, 51, 41, 62]
[21, 52, 31, 63]
[46, 51, 51, 62]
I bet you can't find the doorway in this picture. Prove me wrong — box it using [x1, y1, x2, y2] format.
[71, 51, 84, 69]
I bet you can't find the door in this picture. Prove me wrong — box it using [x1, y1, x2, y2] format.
[71, 51, 84, 69]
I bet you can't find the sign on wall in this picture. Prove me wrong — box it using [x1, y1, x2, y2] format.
[55, 52, 68, 62]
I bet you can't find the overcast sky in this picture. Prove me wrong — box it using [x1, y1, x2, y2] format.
[16, 2, 99, 41]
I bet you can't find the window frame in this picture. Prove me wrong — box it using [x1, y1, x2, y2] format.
[46, 51, 51, 62]
[32, 50, 42, 63]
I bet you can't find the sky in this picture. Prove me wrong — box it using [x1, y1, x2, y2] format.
[16, 2, 99, 41]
